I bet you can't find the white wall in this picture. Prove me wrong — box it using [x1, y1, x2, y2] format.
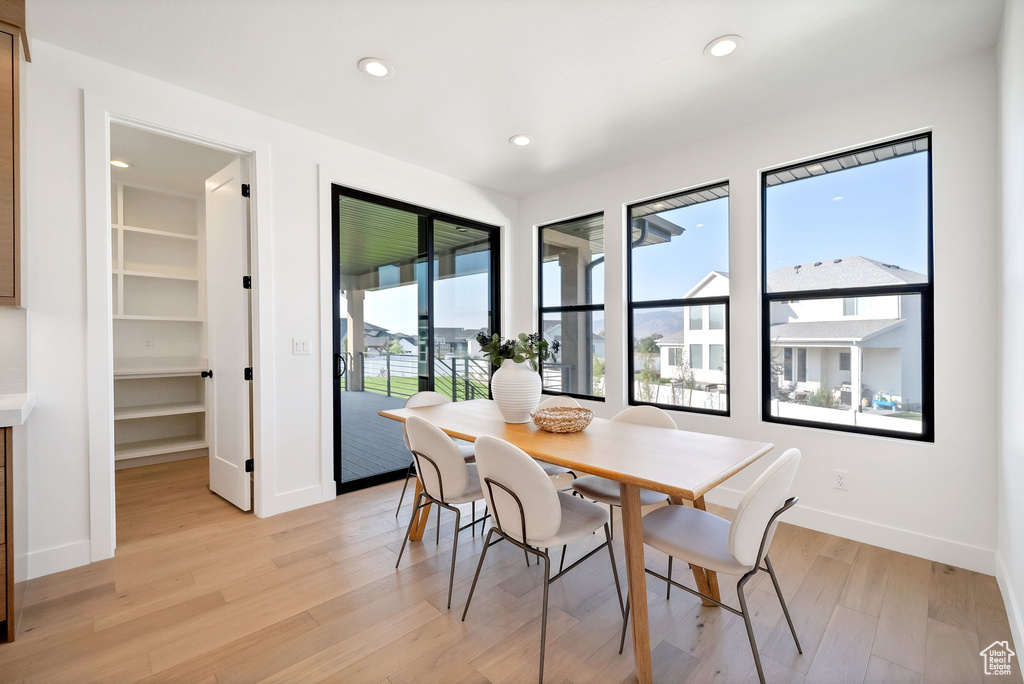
[23, 41, 517, 577]
[998, 0, 1024, 653]
[515, 50, 1000, 573]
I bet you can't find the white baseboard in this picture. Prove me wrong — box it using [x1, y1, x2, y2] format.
[705, 487, 997, 574]
[996, 553, 1024, 652]
[272, 485, 325, 516]
[27, 540, 92, 579]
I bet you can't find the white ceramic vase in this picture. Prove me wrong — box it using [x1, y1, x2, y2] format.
[491, 360, 542, 423]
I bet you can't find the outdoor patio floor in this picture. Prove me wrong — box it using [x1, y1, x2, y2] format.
[339, 389, 410, 483]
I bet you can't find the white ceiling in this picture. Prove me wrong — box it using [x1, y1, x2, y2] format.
[32, 0, 1004, 198]
[110, 124, 238, 195]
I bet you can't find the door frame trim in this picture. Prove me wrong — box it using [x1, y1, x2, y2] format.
[317, 164, 512, 500]
[84, 91, 274, 562]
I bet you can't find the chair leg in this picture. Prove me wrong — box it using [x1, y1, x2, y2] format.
[604, 523, 625, 616]
[559, 545, 567, 574]
[618, 595, 631, 654]
[737, 576, 766, 684]
[667, 556, 673, 600]
[538, 551, 551, 684]
[609, 504, 614, 540]
[436, 506, 441, 545]
[462, 527, 496, 621]
[395, 462, 415, 518]
[396, 492, 424, 568]
[471, 500, 476, 537]
[765, 555, 802, 653]
[447, 507, 461, 610]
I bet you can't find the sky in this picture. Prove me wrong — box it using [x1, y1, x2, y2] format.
[345, 149, 928, 337]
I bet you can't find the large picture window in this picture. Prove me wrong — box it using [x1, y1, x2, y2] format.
[627, 182, 730, 414]
[762, 134, 933, 440]
[539, 213, 605, 399]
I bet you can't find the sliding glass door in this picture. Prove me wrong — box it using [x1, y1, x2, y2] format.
[332, 186, 500, 493]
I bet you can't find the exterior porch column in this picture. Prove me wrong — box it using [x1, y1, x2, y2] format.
[850, 344, 862, 413]
[346, 290, 365, 391]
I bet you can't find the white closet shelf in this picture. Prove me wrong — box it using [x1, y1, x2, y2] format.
[116, 269, 200, 281]
[114, 223, 200, 240]
[115, 436, 207, 460]
[114, 317, 203, 325]
[114, 402, 206, 421]
[114, 358, 208, 378]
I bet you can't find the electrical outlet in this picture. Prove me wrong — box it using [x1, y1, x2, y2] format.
[144, 339, 153, 349]
[834, 469, 849, 491]
[292, 338, 311, 355]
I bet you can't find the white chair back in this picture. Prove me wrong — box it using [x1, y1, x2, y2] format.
[474, 436, 561, 543]
[405, 415, 469, 502]
[537, 395, 581, 409]
[402, 391, 451, 450]
[611, 405, 677, 429]
[728, 448, 801, 568]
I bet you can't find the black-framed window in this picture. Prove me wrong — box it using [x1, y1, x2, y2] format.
[538, 212, 605, 400]
[762, 133, 933, 441]
[627, 182, 730, 414]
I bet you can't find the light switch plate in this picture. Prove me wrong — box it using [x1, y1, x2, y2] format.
[292, 338, 311, 355]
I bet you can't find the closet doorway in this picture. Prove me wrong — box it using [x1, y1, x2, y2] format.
[109, 124, 254, 538]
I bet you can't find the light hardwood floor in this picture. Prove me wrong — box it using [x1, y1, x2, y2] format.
[0, 457, 1019, 683]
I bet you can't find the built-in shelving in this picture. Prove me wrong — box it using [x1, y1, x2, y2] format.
[114, 401, 206, 421]
[115, 436, 208, 461]
[111, 182, 208, 468]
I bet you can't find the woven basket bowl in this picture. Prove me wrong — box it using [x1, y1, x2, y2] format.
[530, 406, 595, 433]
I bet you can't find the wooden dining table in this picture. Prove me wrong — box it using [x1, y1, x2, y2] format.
[379, 399, 774, 684]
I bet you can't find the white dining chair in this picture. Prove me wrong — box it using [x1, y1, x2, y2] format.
[396, 415, 486, 609]
[463, 435, 624, 684]
[618, 448, 803, 684]
[571, 406, 673, 537]
[533, 395, 581, 483]
[394, 391, 476, 518]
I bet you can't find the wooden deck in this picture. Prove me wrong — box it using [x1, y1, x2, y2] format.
[1, 456, 1019, 683]
[339, 390, 409, 483]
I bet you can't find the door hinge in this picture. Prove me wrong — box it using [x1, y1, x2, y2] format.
[241, 183, 251, 198]
[201, 370, 213, 378]
[244, 458, 254, 473]
[242, 275, 251, 289]
[244, 367, 253, 381]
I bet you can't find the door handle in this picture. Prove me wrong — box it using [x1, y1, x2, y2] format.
[201, 370, 213, 378]
[336, 354, 348, 378]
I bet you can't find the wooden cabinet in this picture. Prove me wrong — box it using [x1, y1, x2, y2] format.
[0, 26, 17, 306]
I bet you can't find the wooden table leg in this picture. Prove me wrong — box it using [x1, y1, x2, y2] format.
[408, 479, 432, 542]
[620, 483, 653, 684]
[691, 496, 721, 604]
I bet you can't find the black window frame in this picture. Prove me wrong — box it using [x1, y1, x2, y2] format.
[760, 132, 934, 442]
[626, 181, 731, 416]
[537, 211, 606, 402]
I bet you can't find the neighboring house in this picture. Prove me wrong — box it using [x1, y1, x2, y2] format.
[656, 257, 925, 409]
[433, 327, 487, 357]
[768, 256, 924, 409]
[657, 271, 729, 388]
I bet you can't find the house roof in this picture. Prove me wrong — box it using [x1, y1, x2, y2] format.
[767, 256, 927, 293]
[769, 319, 904, 343]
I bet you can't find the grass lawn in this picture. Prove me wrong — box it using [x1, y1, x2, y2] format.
[885, 412, 923, 421]
[362, 375, 489, 401]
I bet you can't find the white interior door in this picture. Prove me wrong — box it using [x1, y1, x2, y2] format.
[206, 158, 252, 511]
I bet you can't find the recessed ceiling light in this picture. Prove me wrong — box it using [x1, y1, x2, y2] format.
[358, 57, 394, 78]
[110, 160, 132, 168]
[704, 35, 743, 58]
[832, 196, 845, 201]
[509, 134, 532, 146]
